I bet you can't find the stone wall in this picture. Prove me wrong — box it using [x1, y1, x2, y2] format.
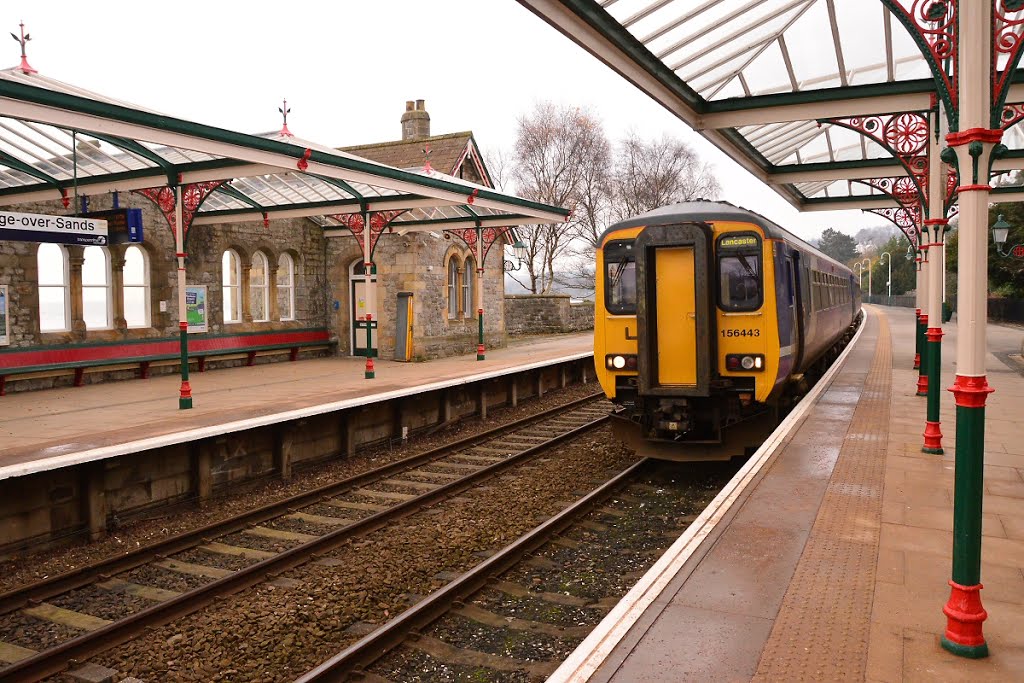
[505, 294, 594, 336]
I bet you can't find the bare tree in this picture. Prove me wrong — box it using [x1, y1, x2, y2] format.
[610, 133, 720, 222]
[508, 102, 610, 293]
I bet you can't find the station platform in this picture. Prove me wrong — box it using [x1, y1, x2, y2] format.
[553, 306, 1024, 682]
[0, 333, 592, 481]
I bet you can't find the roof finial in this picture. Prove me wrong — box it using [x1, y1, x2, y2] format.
[422, 142, 432, 173]
[10, 21, 36, 75]
[278, 98, 292, 137]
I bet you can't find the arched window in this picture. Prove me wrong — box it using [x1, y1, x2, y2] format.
[447, 257, 460, 319]
[250, 251, 269, 322]
[82, 246, 112, 329]
[222, 249, 242, 323]
[123, 245, 150, 328]
[37, 243, 69, 332]
[463, 256, 475, 319]
[277, 253, 295, 321]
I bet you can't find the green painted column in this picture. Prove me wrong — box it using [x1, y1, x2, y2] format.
[178, 322, 192, 410]
[942, 377, 992, 658]
[477, 309, 485, 360]
[922, 327, 943, 453]
[364, 313, 375, 379]
[916, 311, 929, 396]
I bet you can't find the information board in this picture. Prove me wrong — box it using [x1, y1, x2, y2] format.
[0, 284, 8, 346]
[0, 210, 108, 246]
[186, 285, 208, 333]
[77, 208, 143, 244]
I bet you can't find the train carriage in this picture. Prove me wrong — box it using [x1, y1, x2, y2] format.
[595, 201, 862, 461]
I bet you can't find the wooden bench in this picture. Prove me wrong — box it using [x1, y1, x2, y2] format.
[0, 329, 336, 395]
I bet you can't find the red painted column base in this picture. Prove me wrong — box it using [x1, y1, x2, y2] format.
[914, 353, 921, 370]
[179, 380, 193, 410]
[365, 357, 375, 380]
[916, 373, 928, 396]
[923, 421, 944, 454]
[942, 580, 989, 658]
[476, 343, 486, 361]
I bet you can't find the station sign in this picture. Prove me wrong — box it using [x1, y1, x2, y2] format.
[1013, 245, 1024, 258]
[0, 210, 108, 246]
[77, 208, 144, 244]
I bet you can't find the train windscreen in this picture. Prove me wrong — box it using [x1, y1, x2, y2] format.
[604, 240, 636, 315]
[717, 234, 762, 311]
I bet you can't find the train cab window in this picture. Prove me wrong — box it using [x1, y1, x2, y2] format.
[604, 240, 637, 315]
[717, 234, 762, 312]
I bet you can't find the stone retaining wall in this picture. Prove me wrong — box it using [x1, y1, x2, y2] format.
[504, 294, 594, 336]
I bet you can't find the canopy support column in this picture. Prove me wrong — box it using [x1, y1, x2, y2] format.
[943, 1, 998, 659]
[916, 225, 928, 394]
[174, 184, 191, 410]
[363, 210, 375, 380]
[923, 112, 948, 454]
[476, 224, 485, 361]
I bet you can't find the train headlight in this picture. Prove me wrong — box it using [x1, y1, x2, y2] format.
[725, 354, 765, 372]
[605, 354, 637, 371]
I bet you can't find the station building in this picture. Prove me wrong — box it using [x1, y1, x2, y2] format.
[0, 100, 515, 391]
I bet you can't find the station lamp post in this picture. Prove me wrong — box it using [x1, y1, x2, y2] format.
[858, 258, 873, 297]
[879, 251, 893, 301]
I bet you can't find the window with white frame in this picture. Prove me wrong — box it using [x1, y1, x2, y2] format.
[82, 246, 112, 329]
[222, 249, 242, 323]
[447, 257, 460, 319]
[123, 245, 150, 328]
[463, 256, 475, 319]
[250, 251, 269, 322]
[37, 243, 69, 332]
[277, 253, 295, 321]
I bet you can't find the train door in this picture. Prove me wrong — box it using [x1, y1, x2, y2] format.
[774, 243, 798, 377]
[790, 252, 806, 371]
[634, 222, 712, 397]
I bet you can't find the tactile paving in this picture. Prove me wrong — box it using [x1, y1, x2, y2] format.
[753, 314, 892, 681]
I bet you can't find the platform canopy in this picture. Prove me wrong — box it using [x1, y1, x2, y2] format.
[0, 67, 569, 231]
[518, 0, 1024, 211]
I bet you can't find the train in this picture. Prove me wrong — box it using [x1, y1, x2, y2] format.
[594, 201, 862, 461]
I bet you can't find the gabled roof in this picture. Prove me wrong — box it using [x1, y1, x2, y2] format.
[344, 132, 469, 174]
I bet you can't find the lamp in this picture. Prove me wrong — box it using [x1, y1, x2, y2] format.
[505, 238, 527, 272]
[992, 214, 1010, 248]
[991, 214, 1023, 258]
[906, 243, 915, 261]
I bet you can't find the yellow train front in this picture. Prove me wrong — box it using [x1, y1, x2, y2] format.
[595, 201, 861, 461]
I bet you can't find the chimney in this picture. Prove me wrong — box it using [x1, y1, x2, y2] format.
[401, 99, 430, 140]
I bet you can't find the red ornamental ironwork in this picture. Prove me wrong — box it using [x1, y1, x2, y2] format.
[134, 181, 226, 242]
[827, 113, 930, 205]
[868, 206, 921, 248]
[328, 210, 405, 259]
[884, 1, 958, 116]
[446, 226, 511, 265]
[993, 2, 1024, 114]
[1000, 102, 1024, 128]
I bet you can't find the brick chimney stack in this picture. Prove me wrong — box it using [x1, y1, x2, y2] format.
[401, 99, 430, 140]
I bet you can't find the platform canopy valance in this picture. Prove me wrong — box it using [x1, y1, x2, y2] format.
[0, 67, 569, 230]
[518, 0, 1024, 211]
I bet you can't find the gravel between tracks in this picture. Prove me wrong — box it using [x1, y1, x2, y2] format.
[0, 382, 598, 591]
[94, 425, 635, 682]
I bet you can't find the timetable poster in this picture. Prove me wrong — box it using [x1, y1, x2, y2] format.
[185, 285, 208, 333]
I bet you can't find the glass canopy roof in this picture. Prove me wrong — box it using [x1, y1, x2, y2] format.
[0, 67, 569, 231]
[519, 0, 1024, 211]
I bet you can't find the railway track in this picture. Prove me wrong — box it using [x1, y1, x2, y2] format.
[296, 459, 733, 683]
[0, 394, 611, 683]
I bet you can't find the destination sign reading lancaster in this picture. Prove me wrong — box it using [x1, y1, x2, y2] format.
[0, 210, 108, 246]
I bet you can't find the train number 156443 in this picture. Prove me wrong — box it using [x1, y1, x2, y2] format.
[721, 329, 760, 337]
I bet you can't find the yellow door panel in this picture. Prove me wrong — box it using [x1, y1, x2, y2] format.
[655, 247, 697, 386]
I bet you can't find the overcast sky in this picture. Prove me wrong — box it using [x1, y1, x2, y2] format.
[4, 1, 881, 241]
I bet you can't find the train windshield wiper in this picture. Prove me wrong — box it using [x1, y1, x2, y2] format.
[610, 259, 630, 288]
[736, 253, 758, 280]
